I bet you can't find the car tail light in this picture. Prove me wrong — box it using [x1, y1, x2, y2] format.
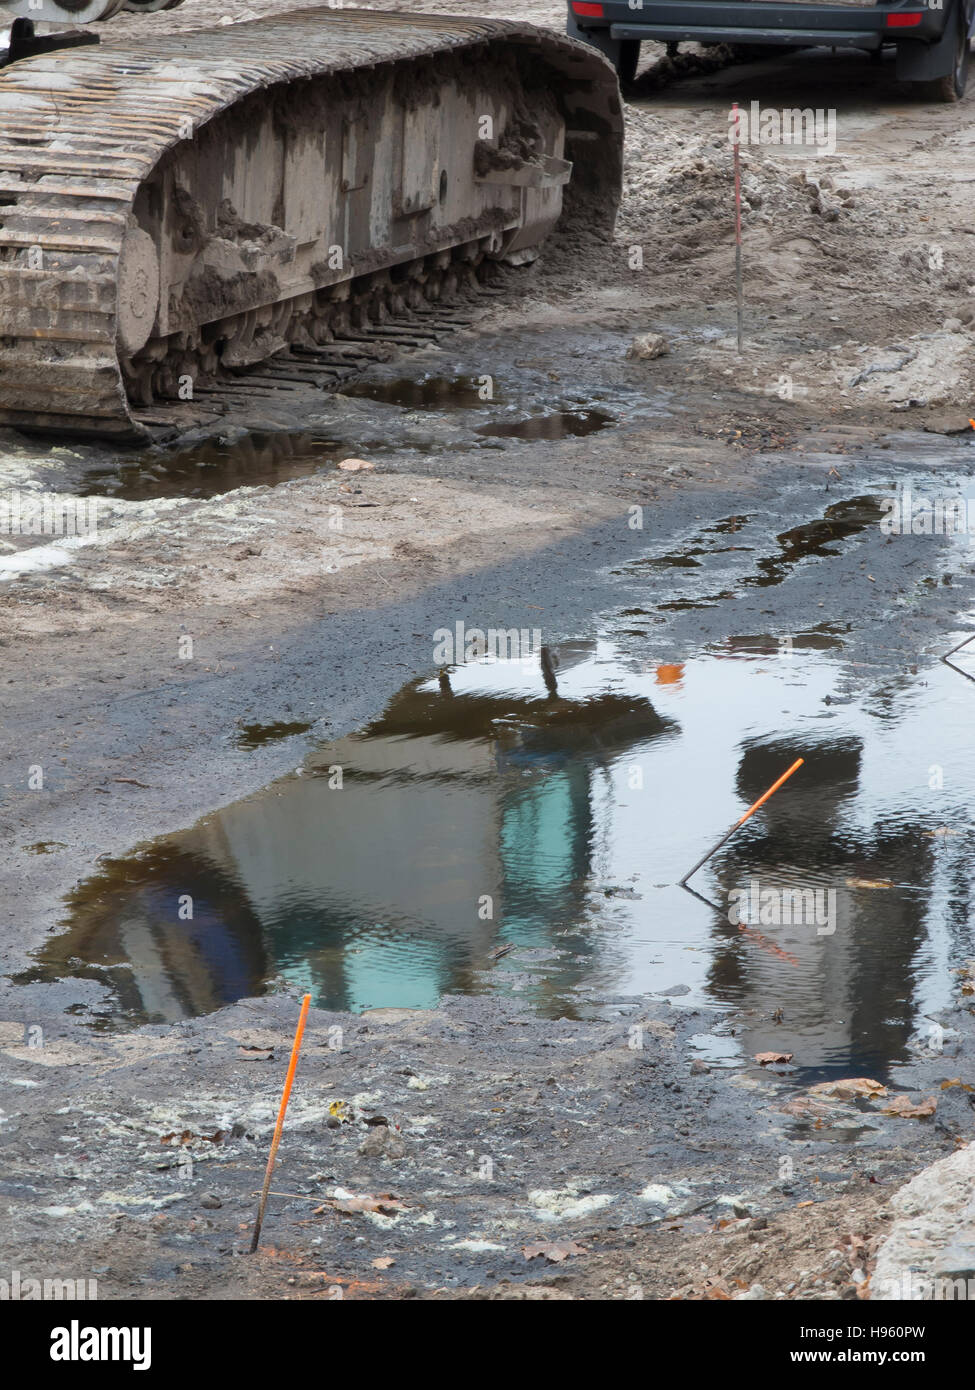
[886, 12, 924, 26]
[571, 2, 606, 16]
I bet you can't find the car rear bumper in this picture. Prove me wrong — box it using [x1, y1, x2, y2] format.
[570, 1, 948, 46]
[611, 22, 886, 45]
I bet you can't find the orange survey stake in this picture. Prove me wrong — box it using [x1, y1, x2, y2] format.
[250, 992, 312, 1253]
[734, 757, 805, 828]
[679, 758, 805, 887]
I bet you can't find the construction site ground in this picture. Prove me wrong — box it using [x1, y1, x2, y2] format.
[2, 0, 975, 1302]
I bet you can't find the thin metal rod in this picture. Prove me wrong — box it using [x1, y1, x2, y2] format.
[941, 630, 975, 684]
[733, 101, 743, 354]
[943, 630, 975, 660]
[678, 757, 804, 886]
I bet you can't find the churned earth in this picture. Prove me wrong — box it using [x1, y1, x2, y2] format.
[2, 0, 975, 1301]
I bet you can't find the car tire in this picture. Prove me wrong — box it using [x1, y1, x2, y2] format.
[931, 2, 970, 101]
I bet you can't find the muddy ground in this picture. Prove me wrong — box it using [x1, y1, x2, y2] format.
[2, 2, 975, 1301]
[2, 989, 974, 1302]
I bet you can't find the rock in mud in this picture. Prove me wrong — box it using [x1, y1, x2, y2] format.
[871, 1143, 975, 1298]
[627, 333, 669, 361]
[358, 1125, 407, 1160]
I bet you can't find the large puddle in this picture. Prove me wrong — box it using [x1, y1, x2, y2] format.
[21, 618, 975, 1083]
[78, 431, 372, 502]
[72, 397, 617, 501]
[34, 323, 667, 503]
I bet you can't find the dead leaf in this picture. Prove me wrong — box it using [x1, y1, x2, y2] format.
[371, 1256, 396, 1270]
[160, 1129, 225, 1145]
[522, 1240, 586, 1264]
[879, 1095, 937, 1118]
[940, 1079, 974, 1092]
[778, 1096, 833, 1119]
[337, 457, 376, 472]
[797, 1201, 815, 1208]
[808, 1077, 887, 1100]
[845, 877, 893, 890]
[328, 1192, 407, 1216]
[923, 827, 961, 838]
[755, 1051, 794, 1065]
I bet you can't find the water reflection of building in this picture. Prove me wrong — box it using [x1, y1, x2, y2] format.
[709, 736, 934, 1080]
[33, 646, 956, 1063]
[36, 644, 675, 1021]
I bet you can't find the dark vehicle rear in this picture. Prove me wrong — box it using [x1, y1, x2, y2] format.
[567, 0, 974, 100]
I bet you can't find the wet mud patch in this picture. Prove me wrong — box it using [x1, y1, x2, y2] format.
[79, 431, 358, 502]
[71, 382, 619, 501]
[748, 495, 889, 588]
[475, 409, 613, 441]
[716, 623, 851, 655]
[235, 718, 314, 750]
[617, 482, 974, 615]
[1, 320, 673, 527]
[340, 375, 500, 409]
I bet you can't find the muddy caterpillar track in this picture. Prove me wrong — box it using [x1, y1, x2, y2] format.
[0, 8, 622, 440]
[135, 250, 516, 441]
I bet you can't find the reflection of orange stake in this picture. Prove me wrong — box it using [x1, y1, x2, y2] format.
[942, 630, 975, 684]
[679, 758, 804, 887]
[249, 993, 311, 1254]
[736, 922, 800, 968]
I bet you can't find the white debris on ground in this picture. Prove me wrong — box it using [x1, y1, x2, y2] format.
[871, 1144, 975, 1299]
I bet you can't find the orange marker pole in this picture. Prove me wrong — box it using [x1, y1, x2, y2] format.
[249, 993, 312, 1254]
[679, 758, 804, 887]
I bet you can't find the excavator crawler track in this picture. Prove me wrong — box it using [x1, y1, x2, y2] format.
[0, 9, 622, 438]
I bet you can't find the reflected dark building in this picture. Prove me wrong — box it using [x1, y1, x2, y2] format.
[22, 847, 270, 1021]
[708, 736, 934, 1080]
